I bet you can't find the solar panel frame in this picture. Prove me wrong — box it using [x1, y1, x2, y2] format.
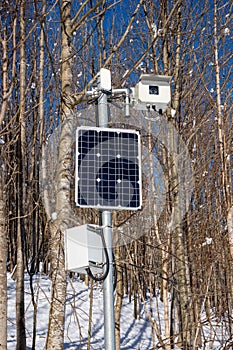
[75, 126, 142, 210]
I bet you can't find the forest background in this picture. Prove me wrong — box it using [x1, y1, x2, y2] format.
[0, 0, 232, 349]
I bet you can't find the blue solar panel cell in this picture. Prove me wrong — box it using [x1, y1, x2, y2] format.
[75, 127, 142, 210]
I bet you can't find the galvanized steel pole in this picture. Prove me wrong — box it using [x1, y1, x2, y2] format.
[97, 71, 116, 350]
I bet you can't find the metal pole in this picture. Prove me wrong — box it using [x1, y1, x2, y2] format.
[102, 211, 116, 350]
[97, 72, 116, 350]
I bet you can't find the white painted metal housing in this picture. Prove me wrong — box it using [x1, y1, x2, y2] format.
[133, 74, 171, 112]
[64, 225, 103, 274]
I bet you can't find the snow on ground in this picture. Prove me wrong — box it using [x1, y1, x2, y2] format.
[7, 273, 232, 349]
[7, 273, 154, 349]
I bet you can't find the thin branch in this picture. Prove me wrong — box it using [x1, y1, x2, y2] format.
[71, 0, 103, 34]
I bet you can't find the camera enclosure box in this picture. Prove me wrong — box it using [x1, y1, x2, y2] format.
[64, 225, 103, 275]
[132, 74, 171, 113]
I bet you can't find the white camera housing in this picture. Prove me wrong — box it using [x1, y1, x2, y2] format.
[99, 68, 112, 91]
[132, 74, 171, 113]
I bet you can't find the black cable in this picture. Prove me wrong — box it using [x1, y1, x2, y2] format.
[112, 253, 117, 291]
[85, 227, 110, 282]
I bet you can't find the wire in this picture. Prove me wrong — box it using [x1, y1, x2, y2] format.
[85, 226, 110, 282]
[112, 253, 117, 291]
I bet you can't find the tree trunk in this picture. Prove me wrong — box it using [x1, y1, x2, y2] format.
[16, 1, 27, 349]
[166, 1, 195, 347]
[87, 278, 94, 350]
[0, 168, 7, 350]
[45, 223, 67, 350]
[46, 0, 74, 348]
[114, 246, 123, 350]
[213, 0, 232, 259]
[0, 17, 13, 350]
[228, 208, 233, 256]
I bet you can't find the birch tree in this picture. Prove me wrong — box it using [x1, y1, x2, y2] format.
[0, 6, 16, 347]
[0, 151, 7, 350]
[46, 1, 103, 348]
[213, 0, 232, 258]
[45, 0, 72, 347]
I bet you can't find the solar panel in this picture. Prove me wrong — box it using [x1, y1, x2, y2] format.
[75, 126, 142, 210]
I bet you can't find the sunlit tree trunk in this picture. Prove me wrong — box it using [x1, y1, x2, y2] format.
[0, 167, 7, 349]
[87, 278, 94, 350]
[165, 1, 195, 347]
[28, 2, 47, 349]
[228, 208, 233, 254]
[213, 0, 232, 258]
[46, 0, 73, 348]
[114, 246, 123, 350]
[0, 22, 11, 350]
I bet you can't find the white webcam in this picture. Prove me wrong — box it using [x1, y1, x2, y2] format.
[99, 68, 112, 91]
[132, 74, 171, 113]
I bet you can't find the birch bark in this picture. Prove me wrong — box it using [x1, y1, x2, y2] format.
[46, 1, 73, 348]
[0, 168, 7, 349]
[213, 0, 232, 258]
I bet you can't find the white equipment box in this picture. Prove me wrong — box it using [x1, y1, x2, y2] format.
[132, 74, 171, 113]
[64, 225, 104, 275]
